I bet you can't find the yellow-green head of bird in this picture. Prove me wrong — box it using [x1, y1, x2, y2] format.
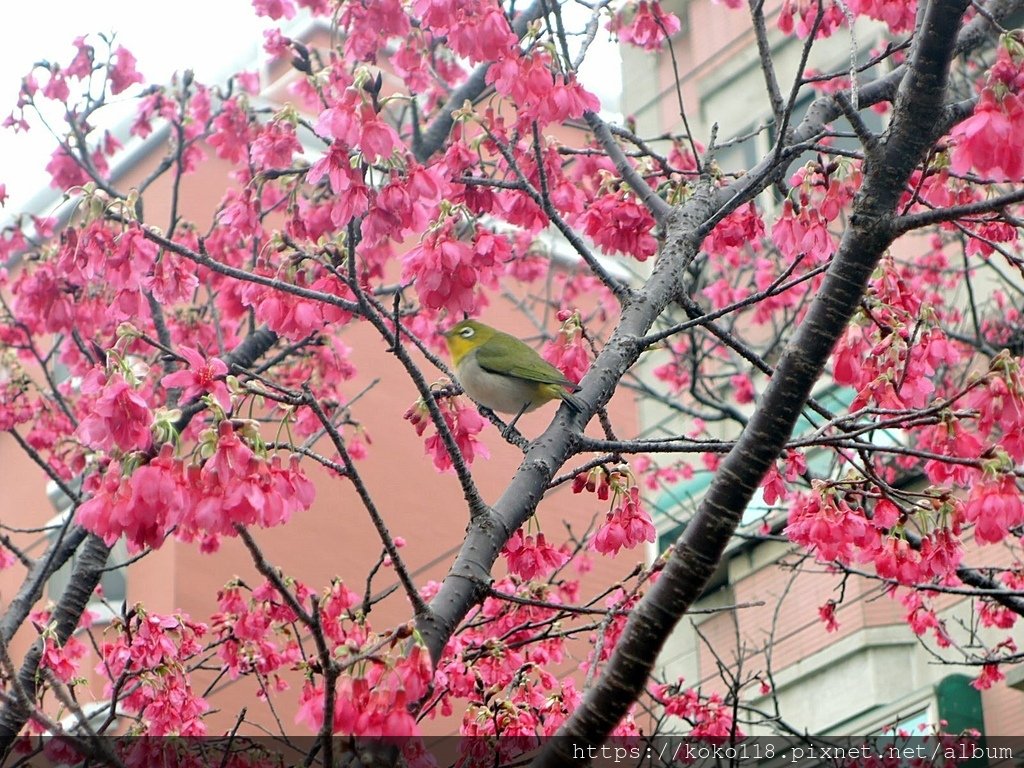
[443, 319, 498, 368]
[442, 319, 584, 416]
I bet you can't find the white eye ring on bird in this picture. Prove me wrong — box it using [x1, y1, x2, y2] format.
[460, 327, 474, 338]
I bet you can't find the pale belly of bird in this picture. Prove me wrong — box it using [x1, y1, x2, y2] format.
[456, 354, 543, 414]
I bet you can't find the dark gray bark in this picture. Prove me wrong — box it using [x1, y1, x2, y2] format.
[0, 526, 88, 645]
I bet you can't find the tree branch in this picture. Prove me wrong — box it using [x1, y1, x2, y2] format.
[891, 185, 1024, 234]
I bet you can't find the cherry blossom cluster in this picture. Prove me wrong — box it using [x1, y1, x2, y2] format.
[426, 571, 656, 747]
[608, 1, 681, 51]
[573, 466, 657, 556]
[77, 424, 315, 552]
[96, 610, 210, 735]
[541, 309, 591, 384]
[951, 35, 1024, 181]
[404, 395, 489, 472]
[652, 680, 742, 742]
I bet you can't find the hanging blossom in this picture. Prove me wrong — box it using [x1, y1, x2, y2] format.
[77, 426, 316, 552]
[108, 45, 144, 94]
[486, 50, 600, 127]
[542, 309, 590, 384]
[608, 1, 681, 50]
[208, 97, 254, 165]
[973, 663, 1007, 691]
[760, 449, 807, 506]
[652, 337, 692, 393]
[777, 0, 847, 39]
[831, 258, 962, 413]
[315, 89, 403, 163]
[401, 220, 507, 316]
[40, 633, 88, 684]
[75, 367, 153, 454]
[950, 40, 1024, 181]
[849, 0, 916, 31]
[964, 473, 1024, 545]
[238, 263, 354, 342]
[413, 0, 516, 65]
[652, 681, 744, 742]
[212, 578, 306, 687]
[404, 396, 489, 472]
[899, 591, 953, 648]
[967, 354, 1024, 461]
[574, 467, 656, 556]
[785, 483, 873, 564]
[189, 421, 317, 536]
[579, 191, 658, 260]
[704, 202, 766, 263]
[916, 416, 985, 488]
[249, 118, 302, 171]
[45, 146, 90, 191]
[818, 601, 840, 633]
[433, 595, 589, 741]
[502, 529, 569, 581]
[338, 0, 411, 60]
[295, 643, 433, 736]
[359, 164, 444, 247]
[96, 611, 209, 735]
[590, 486, 656, 555]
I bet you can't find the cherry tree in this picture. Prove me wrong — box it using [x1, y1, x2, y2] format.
[2, 0, 1024, 764]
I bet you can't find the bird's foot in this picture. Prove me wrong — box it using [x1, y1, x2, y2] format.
[500, 424, 524, 442]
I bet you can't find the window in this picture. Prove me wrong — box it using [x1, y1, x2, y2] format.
[652, 383, 908, 554]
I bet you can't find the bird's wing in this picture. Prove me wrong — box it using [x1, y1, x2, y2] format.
[475, 334, 578, 388]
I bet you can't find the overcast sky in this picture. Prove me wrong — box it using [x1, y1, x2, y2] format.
[0, 3, 621, 217]
[0, 2, 266, 214]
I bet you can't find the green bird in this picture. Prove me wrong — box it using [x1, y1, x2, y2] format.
[443, 319, 584, 431]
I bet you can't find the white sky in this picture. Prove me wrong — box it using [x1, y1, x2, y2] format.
[0, 3, 621, 217]
[0, 1, 265, 214]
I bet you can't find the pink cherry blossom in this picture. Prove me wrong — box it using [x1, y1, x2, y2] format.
[160, 346, 231, 410]
[252, 0, 296, 20]
[503, 530, 569, 580]
[786, 487, 872, 563]
[75, 369, 153, 453]
[951, 90, 1024, 181]
[972, 663, 1005, 691]
[40, 634, 87, 683]
[964, 476, 1024, 545]
[109, 46, 143, 95]
[609, 1, 681, 50]
[45, 147, 89, 190]
[592, 487, 656, 555]
[579, 192, 658, 260]
[250, 120, 302, 170]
